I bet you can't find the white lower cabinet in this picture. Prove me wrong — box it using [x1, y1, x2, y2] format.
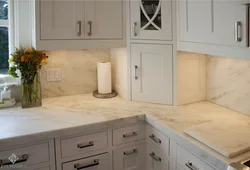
[62, 153, 109, 170]
[113, 144, 146, 170]
[146, 143, 169, 170]
[131, 44, 173, 105]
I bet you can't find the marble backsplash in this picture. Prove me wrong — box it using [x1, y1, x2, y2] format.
[207, 55, 250, 116]
[41, 49, 110, 98]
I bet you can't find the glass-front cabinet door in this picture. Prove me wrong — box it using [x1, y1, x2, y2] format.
[130, 0, 172, 40]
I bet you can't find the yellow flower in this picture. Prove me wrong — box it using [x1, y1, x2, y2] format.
[41, 59, 48, 64]
[26, 48, 33, 53]
[8, 56, 14, 63]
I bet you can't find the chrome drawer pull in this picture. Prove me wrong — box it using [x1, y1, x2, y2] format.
[77, 21, 82, 36]
[123, 132, 138, 138]
[234, 21, 242, 42]
[133, 22, 138, 36]
[134, 65, 138, 80]
[185, 162, 199, 170]
[149, 134, 161, 144]
[77, 141, 94, 149]
[88, 21, 92, 36]
[123, 149, 138, 156]
[74, 159, 99, 170]
[149, 152, 161, 162]
[0, 154, 28, 166]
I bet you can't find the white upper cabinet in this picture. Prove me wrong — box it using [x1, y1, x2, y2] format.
[130, 0, 172, 40]
[32, 0, 125, 50]
[178, 0, 249, 47]
[85, 0, 123, 39]
[131, 44, 173, 105]
[40, 0, 85, 40]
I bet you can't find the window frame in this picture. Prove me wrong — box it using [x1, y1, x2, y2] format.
[0, 0, 20, 86]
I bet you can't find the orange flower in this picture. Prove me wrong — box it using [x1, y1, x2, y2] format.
[21, 54, 29, 62]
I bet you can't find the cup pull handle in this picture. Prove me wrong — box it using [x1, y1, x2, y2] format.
[133, 22, 138, 36]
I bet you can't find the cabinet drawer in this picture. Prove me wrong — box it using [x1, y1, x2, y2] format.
[113, 124, 145, 145]
[146, 143, 169, 170]
[60, 131, 108, 158]
[146, 124, 170, 155]
[177, 145, 215, 170]
[0, 143, 50, 168]
[113, 144, 145, 170]
[62, 153, 109, 170]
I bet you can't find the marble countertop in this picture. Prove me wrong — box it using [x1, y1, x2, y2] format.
[0, 94, 250, 170]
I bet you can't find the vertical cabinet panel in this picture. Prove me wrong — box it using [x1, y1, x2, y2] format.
[130, 0, 172, 40]
[131, 44, 173, 105]
[146, 144, 169, 170]
[113, 144, 146, 170]
[85, 0, 123, 39]
[40, 0, 84, 40]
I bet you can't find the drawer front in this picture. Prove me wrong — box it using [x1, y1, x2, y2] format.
[113, 144, 146, 170]
[146, 143, 169, 170]
[61, 131, 108, 158]
[146, 124, 170, 155]
[0, 143, 50, 169]
[113, 124, 145, 145]
[62, 153, 109, 170]
[177, 145, 215, 170]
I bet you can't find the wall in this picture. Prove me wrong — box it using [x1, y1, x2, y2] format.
[207, 55, 250, 116]
[110, 48, 128, 99]
[41, 49, 110, 98]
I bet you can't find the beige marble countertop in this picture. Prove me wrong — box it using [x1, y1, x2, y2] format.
[0, 94, 249, 170]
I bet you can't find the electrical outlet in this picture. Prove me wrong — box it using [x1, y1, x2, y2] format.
[47, 68, 61, 82]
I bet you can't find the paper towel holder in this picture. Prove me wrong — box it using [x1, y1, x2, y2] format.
[93, 90, 117, 99]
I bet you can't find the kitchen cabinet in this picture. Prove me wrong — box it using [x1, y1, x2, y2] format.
[113, 144, 146, 170]
[130, 0, 172, 40]
[40, 1, 85, 40]
[85, 0, 123, 39]
[0, 141, 55, 170]
[131, 44, 173, 105]
[178, 0, 249, 47]
[32, 0, 125, 50]
[146, 143, 169, 170]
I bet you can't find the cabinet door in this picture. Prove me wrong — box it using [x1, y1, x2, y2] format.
[213, 1, 248, 47]
[178, 0, 214, 43]
[178, 0, 248, 47]
[113, 144, 146, 170]
[40, 0, 84, 40]
[85, 0, 123, 39]
[146, 143, 169, 170]
[130, 0, 172, 40]
[131, 44, 173, 105]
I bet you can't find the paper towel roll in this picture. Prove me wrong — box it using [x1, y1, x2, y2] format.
[97, 62, 112, 94]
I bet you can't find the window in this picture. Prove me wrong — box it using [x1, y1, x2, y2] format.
[0, 0, 9, 74]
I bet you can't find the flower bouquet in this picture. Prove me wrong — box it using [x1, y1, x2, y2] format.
[8, 47, 48, 108]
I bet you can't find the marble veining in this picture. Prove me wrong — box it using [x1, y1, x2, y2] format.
[0, 94, 250, 170]
[207, 55, 250, 116]
[41, 49, 110, 98]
